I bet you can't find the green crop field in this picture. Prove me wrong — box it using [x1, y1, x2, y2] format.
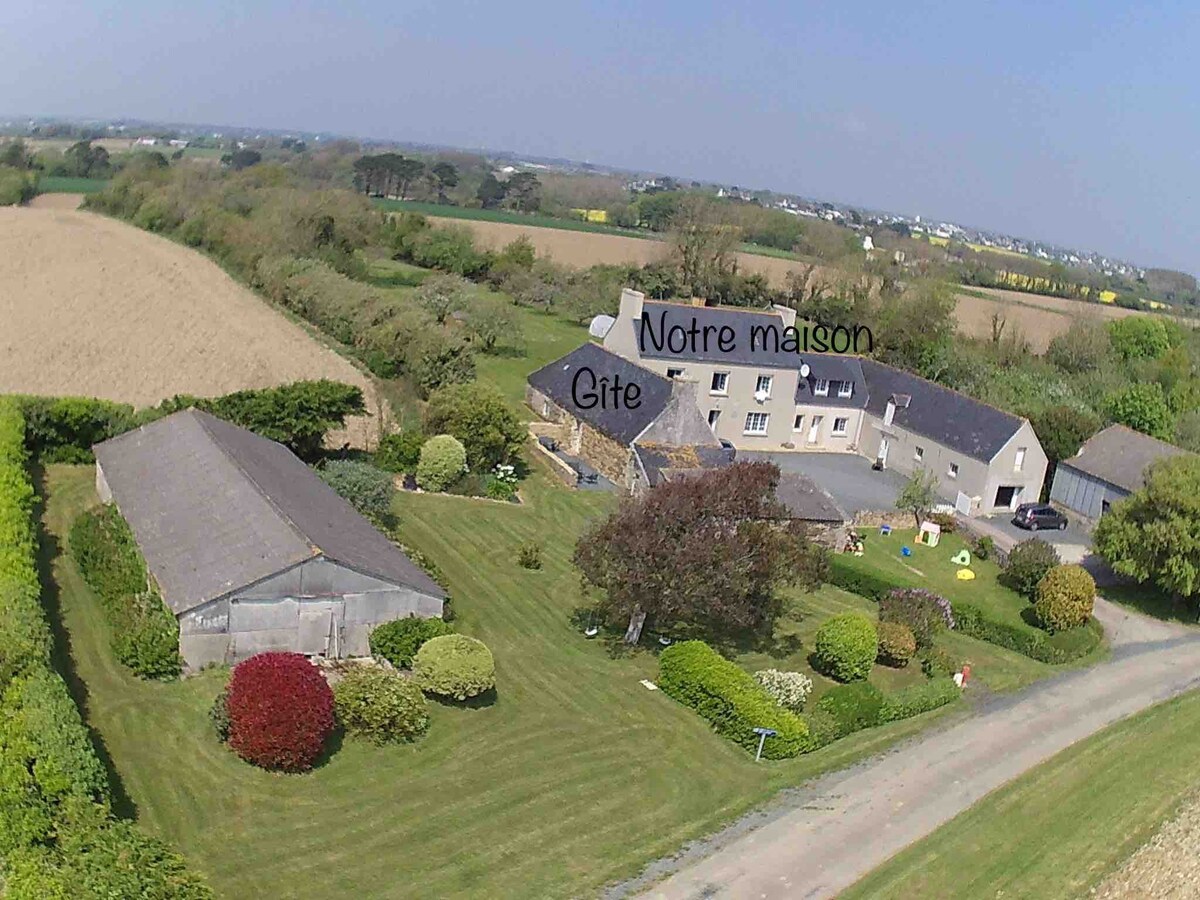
[843, 689, 1200, 899]
[36, 176, 111, 194]
[42, 459, 1009, 900]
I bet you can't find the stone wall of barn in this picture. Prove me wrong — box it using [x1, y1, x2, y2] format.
[177, 557, 443, 670]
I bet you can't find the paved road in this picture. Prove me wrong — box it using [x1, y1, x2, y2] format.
[628, 602, 1200, 900]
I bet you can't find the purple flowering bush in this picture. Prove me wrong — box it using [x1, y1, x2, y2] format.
[879, 588, 954, 649]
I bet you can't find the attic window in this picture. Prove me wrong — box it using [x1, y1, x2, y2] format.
[666, 367, 685, 380]
[837, 381, 853, 398]
[814, 378, 829, 396]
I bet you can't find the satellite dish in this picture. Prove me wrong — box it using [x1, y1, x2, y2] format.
[799, 363, 811, 378]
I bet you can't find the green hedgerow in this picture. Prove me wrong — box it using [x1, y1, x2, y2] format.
[657, 640, 814, 759]
[815, 681, 885, 737]
[333, 667, 430, 744]
[369, 616, 454, 669]
[317, 458, 395, 524]
[1034, 564, 1096, 633]
[416, 434, 467, 492]
[413, 634, 496, 701]
[813, 613, 877, 682]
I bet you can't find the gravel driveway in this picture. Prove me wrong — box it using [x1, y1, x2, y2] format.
[740, 451, 906, 515]
[621, 602, 1200, 900]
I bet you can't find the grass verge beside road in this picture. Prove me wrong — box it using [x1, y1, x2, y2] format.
[842, 689, 1200, 899]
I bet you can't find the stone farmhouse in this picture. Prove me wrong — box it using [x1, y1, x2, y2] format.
[1050, 424, 1188, 519]
[577, 288, 1048, 516]
[93, 409, 445, 670]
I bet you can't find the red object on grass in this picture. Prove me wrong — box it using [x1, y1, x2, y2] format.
[227, 652, 334, 772]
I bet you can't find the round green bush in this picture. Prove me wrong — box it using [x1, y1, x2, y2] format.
[333, 667, 429, 744]
[413, 634, 496, 700]
[1002, 538, 1061, 598]
[369, 616, 454, 669]
[876, 621, 917, 668]
[375, 430, 425, 473]
[815, 681, 885, 736]
[1034, 564, 1096, 633]
[416, 434, 468, 492]
[920, 645, 961, 678]
[813, 613, 877, 682]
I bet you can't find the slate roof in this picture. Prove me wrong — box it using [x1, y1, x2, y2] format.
[858, 359, 1025, 462]
[635, 301, 800, 369]
[527, 342, 673, 445]
[1060, 424, 1188, 493]
[774, 473, 848, 523]
[93, 410, 444, 615]
[795, 356, 870, 409]
[633, 443, 737, 488]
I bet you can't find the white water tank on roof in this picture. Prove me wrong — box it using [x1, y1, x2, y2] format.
[589, 315, 616, 339]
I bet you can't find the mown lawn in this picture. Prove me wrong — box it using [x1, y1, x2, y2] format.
[44, 461, 967, 900]
[842, 689, 1200, 899]
[837, 528, 1039, 635]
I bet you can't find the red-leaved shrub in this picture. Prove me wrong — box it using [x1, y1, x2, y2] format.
[226, 652, 335, 772]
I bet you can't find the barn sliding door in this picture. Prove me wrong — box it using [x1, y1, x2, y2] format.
[297, 600, 346, 658]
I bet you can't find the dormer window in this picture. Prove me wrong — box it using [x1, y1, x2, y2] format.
[884, 400, 896, 427]
[814, 378, 829, 397]
[837, 380, 853, 398]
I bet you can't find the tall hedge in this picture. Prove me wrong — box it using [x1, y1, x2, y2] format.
[658, 641, 813, 759]
[0, 400, 52, 688]
[0, 398, 211, 895]
[69, 506, 181, 679]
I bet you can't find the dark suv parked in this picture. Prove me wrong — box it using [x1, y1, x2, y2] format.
[1012, 502, 1068, 531]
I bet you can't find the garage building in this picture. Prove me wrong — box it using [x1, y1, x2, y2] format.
[1050, 423, 1188, 519]
[93, 409, 445, 670]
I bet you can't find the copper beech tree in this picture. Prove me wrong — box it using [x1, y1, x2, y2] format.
[573, 461, 825, 643]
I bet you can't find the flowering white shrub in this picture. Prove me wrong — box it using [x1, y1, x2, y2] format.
[754, 669, 813, 711]
[492, 463, 518, 485]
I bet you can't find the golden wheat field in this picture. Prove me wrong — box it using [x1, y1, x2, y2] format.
[952, 285, 1142, 351]
[435, 216, 1170, 351]
[0, 203, 381, 446]
[428, 216, 854, 289]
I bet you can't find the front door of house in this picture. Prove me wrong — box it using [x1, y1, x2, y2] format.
[877, 437, 890, 468]
[807, 415, 823, 444]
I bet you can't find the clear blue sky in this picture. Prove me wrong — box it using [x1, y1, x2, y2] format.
[4, 1, 1197, 273]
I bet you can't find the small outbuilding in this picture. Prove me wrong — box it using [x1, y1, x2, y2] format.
[93, 409, 445, 670]
[1050, 424, 1189, 519]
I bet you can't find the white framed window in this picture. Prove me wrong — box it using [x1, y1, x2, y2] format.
[744, 412, 770, 435]
[1015, 447, 1027, 472]
[914, 446, 924, 461]
[710, 372, 729, 395]
[832, 417, 849, 436]
[948, 462, 959, 479]
[755, 375, 773, 398]
[793, 414, 804, 431]
[666, 367, 685, 380]
[707, 409, 721, 428]
[814, 378, 829, 397]
[837, 380, 853, 398]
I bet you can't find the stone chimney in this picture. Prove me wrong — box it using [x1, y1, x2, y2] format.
[619, 287, 645, 322]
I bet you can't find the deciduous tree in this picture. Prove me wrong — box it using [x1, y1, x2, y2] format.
[1094, 456, 1200, 609]
[573, 462, 818, 643]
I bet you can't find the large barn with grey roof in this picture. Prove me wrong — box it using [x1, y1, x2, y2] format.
[93, 409, 445, 670]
